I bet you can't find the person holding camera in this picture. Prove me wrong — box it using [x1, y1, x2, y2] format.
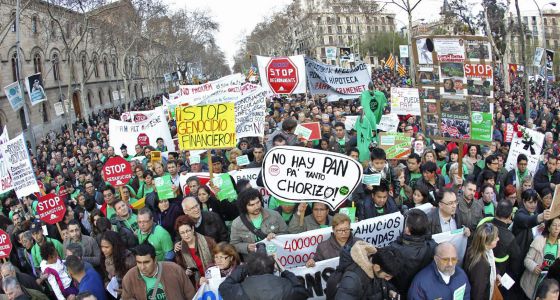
[230, 188, 288, 260]
[218, 252, 308, 300]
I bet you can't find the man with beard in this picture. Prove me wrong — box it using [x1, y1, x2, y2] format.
[409, 242, 471, 299]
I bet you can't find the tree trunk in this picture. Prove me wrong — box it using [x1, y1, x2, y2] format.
[63, 53, 75, 142]
[515, 0, 531, 123]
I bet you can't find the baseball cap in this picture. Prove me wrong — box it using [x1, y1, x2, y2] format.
[30, 220, 43, 233]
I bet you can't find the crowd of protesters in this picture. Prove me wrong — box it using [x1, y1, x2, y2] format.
[0, 67, 559, 300]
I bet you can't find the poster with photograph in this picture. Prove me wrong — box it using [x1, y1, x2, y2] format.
[471, 96, 491, 113]
[466, 79, 493, 97]
[440, 78, 465, 96]
[441, 113, 470, 140]
[24, 73, 47, 106]
[418, 67, 439, 85]
[533, 47, 545, 67]
[416, 38, 434, 64]
[434, 38, 465, 62]
[422, 99, 438, 115]
[466, 40, 491, 61]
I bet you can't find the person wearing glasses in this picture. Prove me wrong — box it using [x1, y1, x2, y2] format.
[181, 197, 229, 243]
[202, 242, 240, 281]
[475, 155, 500, 190]
[428, 188, 470, 237]
[305, 214, 359, 268]
[464, 223, 500, 300]
[535, 279, 560, 300]
[387, 209, 436, 298]
[174, 215, 216, 288]
[288, 202, 332, 234]
[409, 242, 471, 300]
[521, 217, 560, 299]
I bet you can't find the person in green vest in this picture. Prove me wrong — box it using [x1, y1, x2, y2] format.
[29, 220, 65, 270]
[354, 107, 374, 163]
[137, 208, 174, 261]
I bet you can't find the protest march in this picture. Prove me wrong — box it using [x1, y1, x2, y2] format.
[3, 2, 560, 297]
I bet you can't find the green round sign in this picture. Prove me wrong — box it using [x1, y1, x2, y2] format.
[339, 186, 349, 196]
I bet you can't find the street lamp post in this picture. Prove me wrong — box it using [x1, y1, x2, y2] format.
[534, 0, 557, 102]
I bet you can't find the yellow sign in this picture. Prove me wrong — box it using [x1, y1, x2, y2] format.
[176, 103, 236, 150]
[150, 151, 162, 163]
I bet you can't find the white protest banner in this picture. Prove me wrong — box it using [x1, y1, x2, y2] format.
[235, 87, 267, 139]
[399, 45, 409, 58]
[24, 73, 47, 106]
[108, 107, 174, 156]
[264, 212, 403, 268]
[432, 228, 468, 264]
[377, 114, 400, 132]
[505, 126, 544, 175]
[175, 73, 244, 105]
[344, 115, 359, 131]
[534, 47, 545, 67]
[3, 82, 24, 111]
[257, 55, 307, 94]
[0, 127, 13, 194]
[120, 112, 131, 122]
[1, 134, 39, 198]
[290, 257, 339, 300]
[169, 90, 181, 101]
[262, 146, 363, 210]
[229, 168, 270, 206]
[433, 38, 465, 62]
[390, 87, 420, 115]
[305, 57, 371, 99]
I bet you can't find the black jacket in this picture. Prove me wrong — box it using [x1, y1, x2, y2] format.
[357, 195, 398, 221]
[387, 234, 436, 297]
[196, 211, 229, 243]
[512, 207, 540, 257]
[414, 176, 445, 205]
[533, 167, 560, 195]
[219, 265, 308, 300]
[491, 218, 523, 280]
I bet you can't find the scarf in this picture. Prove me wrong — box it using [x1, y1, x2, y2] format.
[181, 233, 213, 281]
[486, 249, 497, 299]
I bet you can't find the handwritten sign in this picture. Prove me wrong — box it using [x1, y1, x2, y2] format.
[294, 124, 312, 140]
[379, 132, 412, 159]
[235, 88, 267, 139]
[262, 146, 363, 210]
[1, 134, 39, 198]
[390, 87, 420, 115]
[176, 103, 236, 150]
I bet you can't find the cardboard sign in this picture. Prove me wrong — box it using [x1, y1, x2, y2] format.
[0, 230, 12, 259]
[362, 174, 382, 185]
[379, 132, 412, 159]
[390, 87, 420, 115]
[102, 156, 133, 187]
[290, 257, 339, 299]
[176, 103, 236, 150]
[236, 155, 250, 166]
[154, 174, 174, 200]
[24, 73, 47, 106]
[37, 194, 66, 224]
[229, 168, 270, 206]
[3, 82, 24, 111]
[262, 146, 363, 210]
[550, 185, 560, 219]
[505, 126, 544, 175]
[1, 134, 39, 198]
[300, 122, 321, 141]
[175, 73, 244, 106]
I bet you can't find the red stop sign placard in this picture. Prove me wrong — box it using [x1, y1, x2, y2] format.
[266, 57, 299, 94]
[37, 194, 66, 225]
[103, 156, 133, 187]
[0, 229, 12, 259]
[137, 133, 150, 147]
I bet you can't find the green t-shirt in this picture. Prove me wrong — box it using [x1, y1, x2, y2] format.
[142, 273, 166, 300]
[123, 214, 139, 233]
[409, 172, 422, 188]
[483, 202, 495, 216]
[544, 242, 558, 270]
[106, 206, 116, 220]
[31, 237, 65, 268]
[138, 225, 174, 261]
[281, 211, 293, 223]
[251, 214, 264, 242]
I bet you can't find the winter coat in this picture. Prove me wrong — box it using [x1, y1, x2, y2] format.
[288, 214, 333, 234]
[315, 235, 360, 262]
[230, 209, 288, 258]
[357, 195, 398, 221]
[520, 235, 560, 298]
[408, 261, 471, 300]
[218, 265, 308, 300]
[121, 262, 195, 300]
[195, 211, 229, 243]
[387, 234, 436, 297]
[533, 167, 560, 195]
[335, 241, 397, 300]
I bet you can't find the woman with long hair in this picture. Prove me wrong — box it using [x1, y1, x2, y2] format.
[174, 215, 216, 288]
[99, 231, 135, 299]
[521, 217, 560, 299]
[464, 145, 481, 175]
[464, 223, 500, 300]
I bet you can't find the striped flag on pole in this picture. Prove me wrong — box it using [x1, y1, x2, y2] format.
[397, 62, 407, 76]
[385, 53, 395, 69]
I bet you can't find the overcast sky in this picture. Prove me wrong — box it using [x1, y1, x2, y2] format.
[162, 0, 548, 70]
